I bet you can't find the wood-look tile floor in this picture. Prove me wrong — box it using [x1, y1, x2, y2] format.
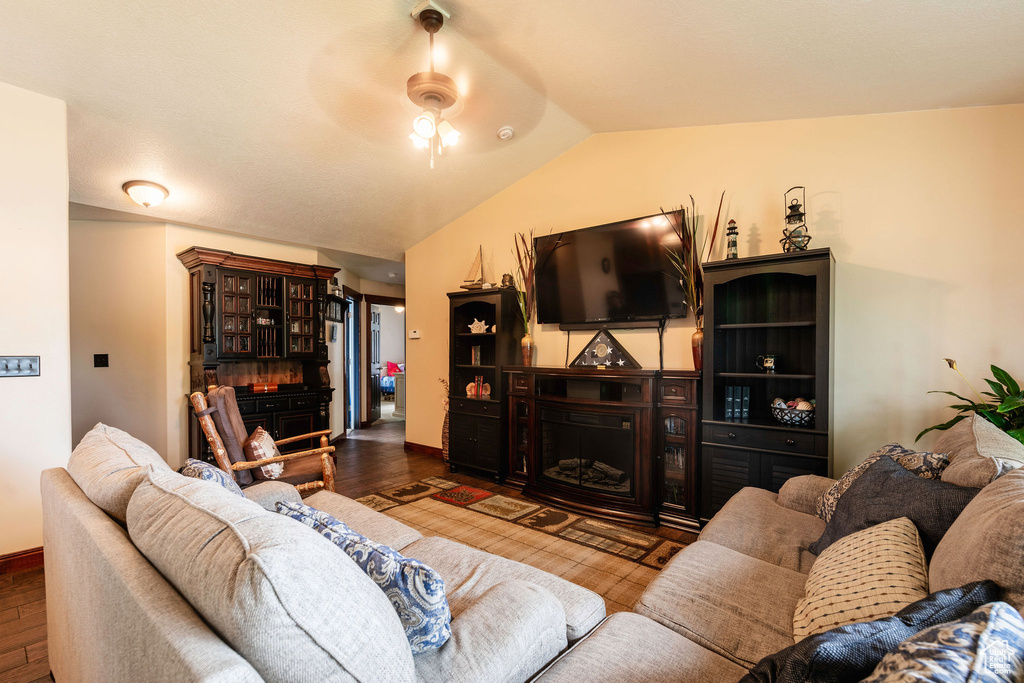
[0, 420, 695, 682]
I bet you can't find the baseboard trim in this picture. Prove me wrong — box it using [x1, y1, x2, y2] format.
[0, 547, 43, 574]
[404, 441, 443, 458]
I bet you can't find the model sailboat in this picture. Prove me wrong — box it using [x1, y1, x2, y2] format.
[460, 245, 494, 290]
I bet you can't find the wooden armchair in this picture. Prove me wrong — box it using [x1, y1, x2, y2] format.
[189, 386, 336, 494]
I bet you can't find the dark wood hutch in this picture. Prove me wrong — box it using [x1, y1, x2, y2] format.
[506, 366, 701, 530]
[177, 247, 341, 461]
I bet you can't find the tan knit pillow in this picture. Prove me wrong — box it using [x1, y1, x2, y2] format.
[793, 517, 929, 640]
[242, 427, 284, 480]
[937, 414, 1024, 488]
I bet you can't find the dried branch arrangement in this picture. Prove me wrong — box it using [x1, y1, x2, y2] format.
[661, 192, 726, 328]
[512, 230, 536, 334]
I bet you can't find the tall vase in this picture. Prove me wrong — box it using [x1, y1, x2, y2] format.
[691, 327, 704, 372]
[521, 333, 534, 367]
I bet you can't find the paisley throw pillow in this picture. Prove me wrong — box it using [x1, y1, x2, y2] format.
[178, 458, 245, 497]
[816, 443, 949, 522]
[277, 501, 451, 653]
[863, 601, 1024, 682]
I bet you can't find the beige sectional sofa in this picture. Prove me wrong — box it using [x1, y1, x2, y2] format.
[44, 421, 1024, 682]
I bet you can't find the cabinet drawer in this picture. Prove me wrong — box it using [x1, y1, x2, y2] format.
[290, 396, 316, 410]
[704, 423, 821, 455]
[450, 399, 499, 416]
[236, 400, 257, 415]
[659, 379, 696, 405]
[510, 373, 531, 394]
[256, 397, 289, 413]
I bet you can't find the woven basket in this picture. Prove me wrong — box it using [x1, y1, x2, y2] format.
[771, 405, 815, 427]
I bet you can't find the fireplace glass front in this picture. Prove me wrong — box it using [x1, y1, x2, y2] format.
[539, 406, 633, 497]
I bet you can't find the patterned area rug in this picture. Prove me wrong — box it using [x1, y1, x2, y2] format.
[356, 478, 689, 613]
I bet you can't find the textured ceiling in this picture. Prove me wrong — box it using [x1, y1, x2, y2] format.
[2, 1, 1023, 262]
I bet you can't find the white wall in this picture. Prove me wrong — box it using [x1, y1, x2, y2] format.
[406, 104, 1024, 477]
[378, 305, 406, 366]
[0, 82, 69, 556]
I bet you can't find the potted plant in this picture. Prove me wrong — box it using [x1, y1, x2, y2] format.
[917, 359, 1024, 445]
[662, 192, 725, 371]
[512, 230, 536, 366]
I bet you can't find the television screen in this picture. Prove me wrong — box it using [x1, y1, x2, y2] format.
[534, 213, 687, 325]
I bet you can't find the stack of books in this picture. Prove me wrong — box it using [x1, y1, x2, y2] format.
[724, 386, 750, 421]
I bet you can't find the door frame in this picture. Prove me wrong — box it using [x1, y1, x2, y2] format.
[343, 285, 362, 432]
[363, 294, 406, 427]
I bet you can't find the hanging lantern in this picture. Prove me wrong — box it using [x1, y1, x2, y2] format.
[780, 186, 812, 252]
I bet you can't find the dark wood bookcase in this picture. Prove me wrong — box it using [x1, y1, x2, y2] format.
[447, 289, 523, 481]
[700, 248, 834, 521]
[178, 247, 340, 461]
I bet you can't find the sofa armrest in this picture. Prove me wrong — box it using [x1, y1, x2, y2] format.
[244, 480, 302, 510]
[776, 475, 836, 516]
[414, 580, 568, 683]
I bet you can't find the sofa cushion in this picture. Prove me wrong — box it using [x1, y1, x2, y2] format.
[400, 535, 605, 643]
[242, 426, 284, 480]
[126, 466, 415, 682]
[304, 489, 423, 550]
[937, 414, 1024, 488]
[930, 467, 1024, 610]
[67, 422, 171, 523]
[178, 458, 245, 497]
[634, 540, 807, 667]
[816, 443, 949, 522]
[535, 612, 748, 683]
[414, 580, 567, 683]
[777, 475, 835, 517]
[862, 601, 1024, 682]
[793, 517, 929, 639]
[243, 479, 302, 511]
[699, 487, 824, 573]
[809, 456, 980, 556]
[742, 580, 1003, 683]
[277, 501, 451, 653]
[206, 385, 254, 486]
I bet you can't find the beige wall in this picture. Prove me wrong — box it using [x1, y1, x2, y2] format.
[405, 104, 1024, 476]
[70, 222, 167, 450]
[0, 82, 70, 555]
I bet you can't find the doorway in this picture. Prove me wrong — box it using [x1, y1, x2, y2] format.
[344, 286, 361, 432]
[364, 295, 406, 430]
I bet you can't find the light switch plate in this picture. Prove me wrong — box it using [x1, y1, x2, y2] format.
[0, 356, 40, 376]
[408, 330, 421, 339]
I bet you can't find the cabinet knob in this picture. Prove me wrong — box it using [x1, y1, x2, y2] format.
[728, 432, 737, 439]
[786, 439, 795, 446]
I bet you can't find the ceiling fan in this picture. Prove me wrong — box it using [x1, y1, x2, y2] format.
[407, 1, 462, 169]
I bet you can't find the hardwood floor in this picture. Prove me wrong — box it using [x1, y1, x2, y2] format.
[0, 419, 695, 682]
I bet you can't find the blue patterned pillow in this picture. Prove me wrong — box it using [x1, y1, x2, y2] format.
[178, 458, 245, 497]
[863, 602, 1024, 682]
[277, 501, 451, 653]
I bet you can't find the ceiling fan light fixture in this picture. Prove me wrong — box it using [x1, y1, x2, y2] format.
[409, 132, 430, 149]
[122, 180, 168, 208]
[437, 120, 460, 146]
[412, 109, 437, 139]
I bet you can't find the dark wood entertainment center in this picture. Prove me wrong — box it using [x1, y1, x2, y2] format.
[505, 367, 701, 530]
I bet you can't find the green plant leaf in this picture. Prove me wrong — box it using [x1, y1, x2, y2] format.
[997, 396, 1024, 413]
[977, 409, 1009, 430]
[984, 379, 1009, 399]
[1006, 428, 1024, 446]
[991, 365, 1020, 395]
[916, 413, 968, 442]
[926, 390, 978, 405]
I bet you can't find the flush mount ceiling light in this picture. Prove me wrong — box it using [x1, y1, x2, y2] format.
[407, 2, 462, 169]
[122, 180, 168, 208]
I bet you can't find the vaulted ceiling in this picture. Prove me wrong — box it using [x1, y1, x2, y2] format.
[2, 1, 1022, 263]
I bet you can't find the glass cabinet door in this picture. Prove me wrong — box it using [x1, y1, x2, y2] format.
[662, 412, 691, 510]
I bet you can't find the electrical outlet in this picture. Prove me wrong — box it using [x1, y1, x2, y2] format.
[0, 356, 40, 377]
[409, 330, 421, 339]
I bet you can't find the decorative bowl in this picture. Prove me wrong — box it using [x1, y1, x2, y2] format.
[771, 405, 815, 427]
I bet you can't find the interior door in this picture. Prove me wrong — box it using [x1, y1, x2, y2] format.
[368, 306, 382, 423]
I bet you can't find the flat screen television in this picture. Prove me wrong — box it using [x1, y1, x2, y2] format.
[534, 212, 687, 326]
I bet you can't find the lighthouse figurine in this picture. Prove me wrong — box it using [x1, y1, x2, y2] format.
[726, 219, 739, 259]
